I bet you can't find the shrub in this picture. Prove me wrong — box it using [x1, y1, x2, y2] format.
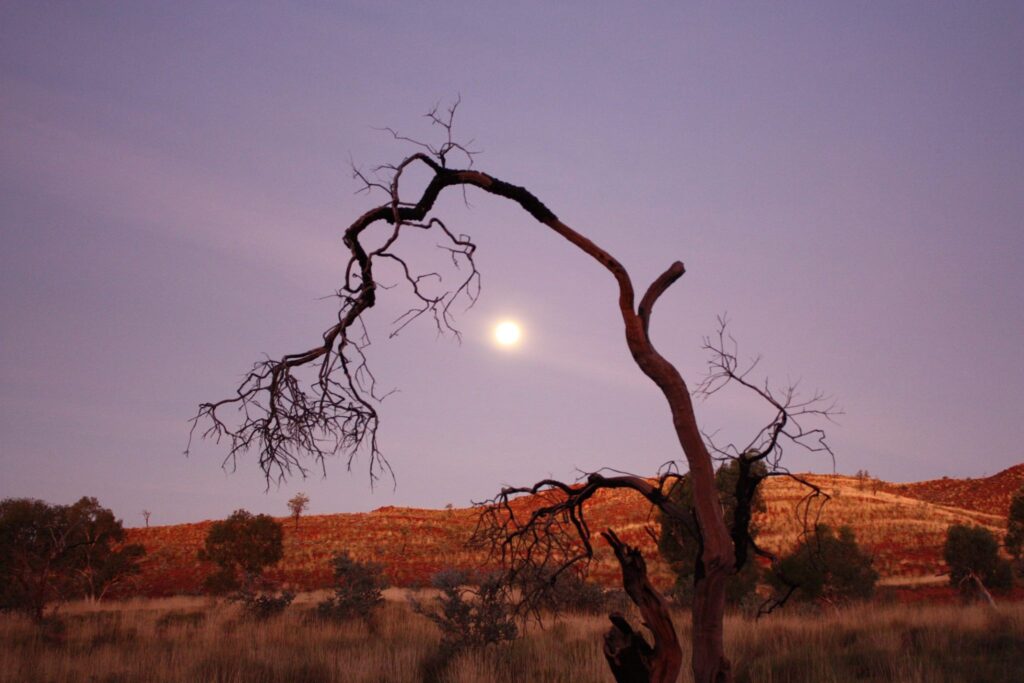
[199, 509, 290, 617]
[412, 569, 517, 653]
[769, 524, 878, 605]
[198, 510, 284, 594]
[516, 567, 609, 615]
[544, 571, 608, 614]
[238, 588, 295, 620]
[944, 524, 1013, 595]
[1007, 486, 1024, 578]
[316, 552, 387, 621]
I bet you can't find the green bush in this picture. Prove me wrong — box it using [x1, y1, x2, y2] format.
[316, 552, 386, 621]
[944, 523, 1013, 595]
[198, 510, 284, 594]
[412, 569, 517, 652]
[769, 524, 878, 604]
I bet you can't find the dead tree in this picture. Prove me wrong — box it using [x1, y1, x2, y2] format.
[192, 103, 835, 683]
[603, 529, 681, 682]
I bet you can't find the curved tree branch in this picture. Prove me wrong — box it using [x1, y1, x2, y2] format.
[193, 105, 839, 683]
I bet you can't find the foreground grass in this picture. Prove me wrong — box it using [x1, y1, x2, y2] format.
[1, 594, 1022, 682]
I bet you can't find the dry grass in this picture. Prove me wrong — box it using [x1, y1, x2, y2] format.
[3, 595, 1022, 682]
[727, 602, 1024, 683]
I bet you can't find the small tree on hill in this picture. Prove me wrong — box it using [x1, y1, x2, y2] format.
[199, 509, 284, 594]
[944, 523, 1013, 599]
[1006, 485, 1024, 579]
[142, 510, 151, 528]
[768, 525, 877, 606]
[317, 551, 387, 621]
[287, 492, 310, 531]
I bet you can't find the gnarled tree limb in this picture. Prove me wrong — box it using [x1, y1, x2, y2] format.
[602, 529, 683, 683]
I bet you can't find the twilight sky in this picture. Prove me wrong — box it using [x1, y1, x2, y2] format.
[1, 2, 1022, 526]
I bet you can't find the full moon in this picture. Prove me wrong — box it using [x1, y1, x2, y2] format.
[494, 320, 522, 347]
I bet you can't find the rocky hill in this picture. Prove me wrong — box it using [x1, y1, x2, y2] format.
[125, 465, 1020, 597]
[881, 464, 1024, 517]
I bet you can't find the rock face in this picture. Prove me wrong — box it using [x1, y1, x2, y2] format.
[123, 465, 1020, 597]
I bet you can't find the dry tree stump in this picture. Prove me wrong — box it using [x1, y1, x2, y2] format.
[602, 529, 683, 683]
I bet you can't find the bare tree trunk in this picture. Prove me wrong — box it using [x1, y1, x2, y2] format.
[602, 530, 682, 683]
[965, 571, 998, 610]
[618, 267, 735, 683]
[692, 568, 732, 683]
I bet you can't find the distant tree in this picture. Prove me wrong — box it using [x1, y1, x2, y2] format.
[0, 497, 145, 620]
[658, 455, 767, 609]
[287, 493, 310, 531]
[0, 499, 77, 620]
[768, 525, 878, 606]
[316, 551, 387, 621]
[65, 497, 146, 602]
[142, 510, 151, 528]
[944, 524, 1013, 599]
[1006, 486, 1024, 578]
[198, 510, 284, 594]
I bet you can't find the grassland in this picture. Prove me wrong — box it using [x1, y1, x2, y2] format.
[3, 593, 1023, 683]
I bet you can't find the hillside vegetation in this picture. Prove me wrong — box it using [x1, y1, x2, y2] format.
[124, 466, 1020, 597]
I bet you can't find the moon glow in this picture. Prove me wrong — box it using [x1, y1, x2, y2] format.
[494, 320, 523, 347]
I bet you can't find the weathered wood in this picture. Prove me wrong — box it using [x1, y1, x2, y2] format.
[602, 530, 682, 683]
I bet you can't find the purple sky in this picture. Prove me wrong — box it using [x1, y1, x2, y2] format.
[2, 2, 1022, 526]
